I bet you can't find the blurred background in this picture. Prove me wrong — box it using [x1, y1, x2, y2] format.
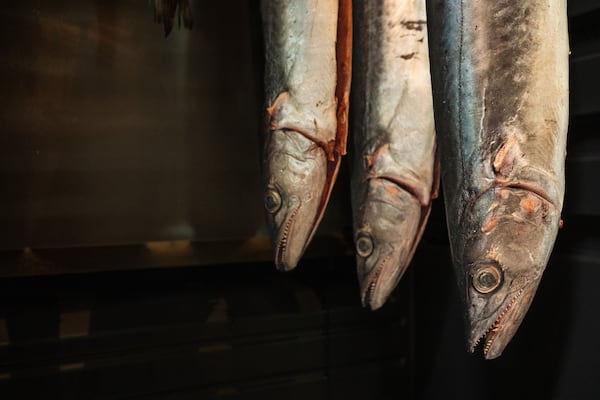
[0, 1, 598, 399]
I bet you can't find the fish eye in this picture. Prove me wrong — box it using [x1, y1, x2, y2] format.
[264, 189, 282, 214]
[472, 264, 503, 294]
[355, 234, 374, 258]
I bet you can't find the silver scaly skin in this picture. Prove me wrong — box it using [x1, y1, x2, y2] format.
[351, 0, 438, 310]
[426, 0, 569, 358]
[260, 1, 351, 271]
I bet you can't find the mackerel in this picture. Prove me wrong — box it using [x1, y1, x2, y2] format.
[260, 0, 352, 270]
[426, 0, 569, 358]
[351, 0, 438, 309]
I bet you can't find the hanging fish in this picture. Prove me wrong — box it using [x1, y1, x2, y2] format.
[351, 0, 438, 309]
[260, 0, 352, 271]
[152, 0, 193, 37]
[426, 0, 569, 358]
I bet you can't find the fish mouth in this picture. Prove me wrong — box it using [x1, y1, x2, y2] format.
[359, 245, 410, 310]
[469, 288, 525, 359]
[274, 205, 301, 271]
[361, 254, 389, 309]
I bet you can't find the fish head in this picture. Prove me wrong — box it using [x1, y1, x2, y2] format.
[353, 178, 422, 310]
[263, 129, 328, 271]
[461, 187, 561, 359]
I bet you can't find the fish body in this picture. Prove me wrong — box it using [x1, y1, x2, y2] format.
[351, 0, 437, 310]
[260, 0, 352, 271]
[426, 0, 569, 358]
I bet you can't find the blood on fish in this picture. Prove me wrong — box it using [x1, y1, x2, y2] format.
[385, 184, 401, 195]
[481, 213, 500, 233]
[493, 135, 518, 177]
[520, 196, 540, 213]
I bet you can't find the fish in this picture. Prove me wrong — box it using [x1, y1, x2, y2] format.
[152, 0, 193, 37]
[260, 0, 352, 271]
[425, 0, 569, 358]
[351, 0, 438, 310]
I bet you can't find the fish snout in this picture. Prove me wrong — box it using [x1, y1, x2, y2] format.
[359, 247, 409, 310]
[353, 179, 423, 309]
[355, 236, 407, 310]
[263, 189, 302, 271]
[263, 128, 329, 271]
[264, 189, 318, 272]
[462, 187, 561, 358]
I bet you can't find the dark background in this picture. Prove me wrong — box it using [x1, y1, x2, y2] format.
[0, 1, 598, 399]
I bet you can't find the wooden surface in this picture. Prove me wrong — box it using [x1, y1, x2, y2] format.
[0, 257, 412, 400]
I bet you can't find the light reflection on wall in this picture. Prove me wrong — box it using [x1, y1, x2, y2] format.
[0, 1, 353, 251]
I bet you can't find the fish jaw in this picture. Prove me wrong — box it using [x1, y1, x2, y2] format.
[460, 186, 561, 359]
[353, 178, 422, 310]
[468, 279, 537, 360]
[263, 128, 328, 271]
